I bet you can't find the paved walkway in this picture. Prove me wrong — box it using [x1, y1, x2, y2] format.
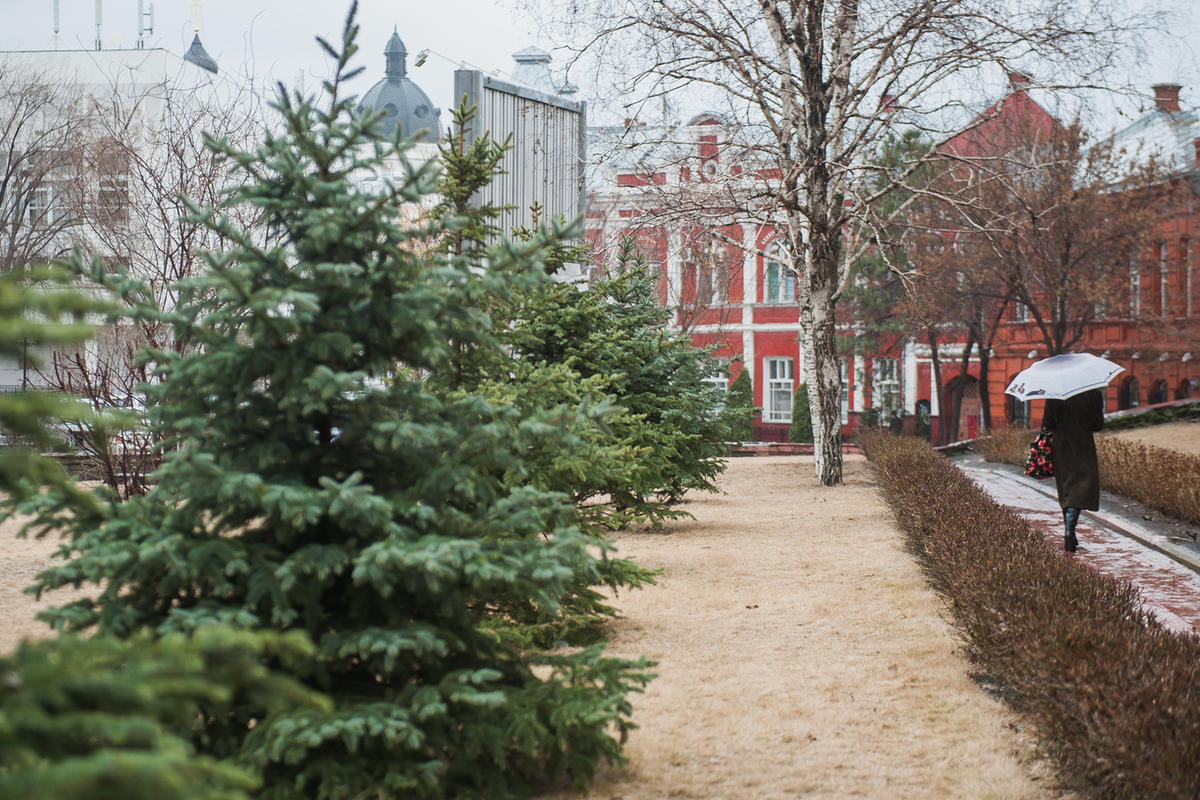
[955, 454, 1200, 636]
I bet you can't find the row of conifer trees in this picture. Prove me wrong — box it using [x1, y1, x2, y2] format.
[0, 8, 732, 798]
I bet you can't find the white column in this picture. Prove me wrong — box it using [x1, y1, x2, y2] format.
[742, 329, 755, 390]
[903, 339, 918, 414]
[666, 226, 682, 327]
[853, 354, 866, 412]
[742, 224, 756, 312]
[930, 361, 940, 417]
[741, 223, 756, 389]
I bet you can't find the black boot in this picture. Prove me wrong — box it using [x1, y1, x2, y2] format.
[1063, 507, 1080, 553]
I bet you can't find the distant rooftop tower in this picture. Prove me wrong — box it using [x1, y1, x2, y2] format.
[354, 29, 441, 143]
[183, 0, 217, 74]
[184, 34, 218, 73]
[511, 46, 577, 96]
[94, 0, 103, 50]
[137, 0, 155, 49]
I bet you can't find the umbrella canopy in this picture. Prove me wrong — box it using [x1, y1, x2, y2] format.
[1004, 353, 1125, 401]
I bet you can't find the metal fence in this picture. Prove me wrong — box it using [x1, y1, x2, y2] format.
[452, 70, 586, 252]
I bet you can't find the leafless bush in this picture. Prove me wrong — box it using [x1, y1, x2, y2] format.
[975, 426, 1030, 466]
[27, 61, 265, 498]
[863, 431, 1200, 799]
[1097, 437, 1200, 527]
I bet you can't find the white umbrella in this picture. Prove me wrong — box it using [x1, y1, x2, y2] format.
[1004, 353, 1125, 401]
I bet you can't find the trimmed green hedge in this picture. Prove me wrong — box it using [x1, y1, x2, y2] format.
[1103, 400, 1200, 431]
[862, 432, 1200, 799]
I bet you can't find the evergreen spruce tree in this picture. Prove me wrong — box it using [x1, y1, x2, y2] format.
[505, 237, 729, 518]
[429, 104, 659, 647]
[788, 383, 814, 443]
[725, 369, 755, 442]
[26, 8, 649, 798]
[0, 264, 325, 800]
[0, 629, 326, 800]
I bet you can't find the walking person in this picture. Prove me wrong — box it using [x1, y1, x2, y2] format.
[1041, 388, 1105, 552]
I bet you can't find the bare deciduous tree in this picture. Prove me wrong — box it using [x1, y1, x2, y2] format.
[533, 0, 1156, 484]
[36, 67, 265, 498]
[0, 62, 96, 275]
[0, 61, 100, 392]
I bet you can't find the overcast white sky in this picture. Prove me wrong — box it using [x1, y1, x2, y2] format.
[0, 0, 1198, 131]
[0, 0, 545, 118]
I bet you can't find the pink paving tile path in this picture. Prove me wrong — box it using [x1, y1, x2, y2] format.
[957, 461, 1200, 636]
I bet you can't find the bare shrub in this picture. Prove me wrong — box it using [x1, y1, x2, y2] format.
[975, 426, 1031, 467]
[1097, 437, 1200, 527]
[862, 431, 1200, 799]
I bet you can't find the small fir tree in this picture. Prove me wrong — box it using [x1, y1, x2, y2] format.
[0, 629, 326, 800]
[25, 8, 649, 798]
[725, 368, 755, 442]
[430, 109, 658, 646]
[506, 237, 729, 515]
[0, 260, 325, 800]
[788, 383, 814, 443]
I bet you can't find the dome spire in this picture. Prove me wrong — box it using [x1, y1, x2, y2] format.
[184, 33, 218, 74]
[385, 28, 407, 79]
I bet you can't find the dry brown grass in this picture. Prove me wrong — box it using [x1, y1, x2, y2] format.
[537, 456, 1061, 800]
[0, 512, 91, 654]
[1, 458, 1064, 798]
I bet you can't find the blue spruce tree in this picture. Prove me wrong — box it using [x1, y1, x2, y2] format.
[26, 8, 649, 797]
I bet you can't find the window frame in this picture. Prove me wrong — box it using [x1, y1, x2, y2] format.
[764, 244, 796, 304]
[763, 357, 794, 423]
[872, 357, 901, 415]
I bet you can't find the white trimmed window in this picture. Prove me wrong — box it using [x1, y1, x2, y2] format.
[764, 357, 793, 423]
[765, 248, 796, 303]
[27, 184, 52, 224]
[702, 373, 729, 414]
[706, 241, 729, 304]
[872, 358, 901, 415]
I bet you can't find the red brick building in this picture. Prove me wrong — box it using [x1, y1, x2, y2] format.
[933, 78, 1200, 437]
[584, 80, 1200, 442]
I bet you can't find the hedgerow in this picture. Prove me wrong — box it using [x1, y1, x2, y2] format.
[1095, 437, 1200, 527]
[862, 432, 1200, 799]
[1103, 400, 1200, 431]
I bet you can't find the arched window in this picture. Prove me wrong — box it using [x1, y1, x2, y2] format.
[764, 243, 796, 303]
[1005, 377, 1031, 426]
[1176, 378, 1197, 400]
[1148, 379, 1169, 405]
[1117, 376, 1140, 410]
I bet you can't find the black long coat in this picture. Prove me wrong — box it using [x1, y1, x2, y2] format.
[1041, 389, 1105, 510]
